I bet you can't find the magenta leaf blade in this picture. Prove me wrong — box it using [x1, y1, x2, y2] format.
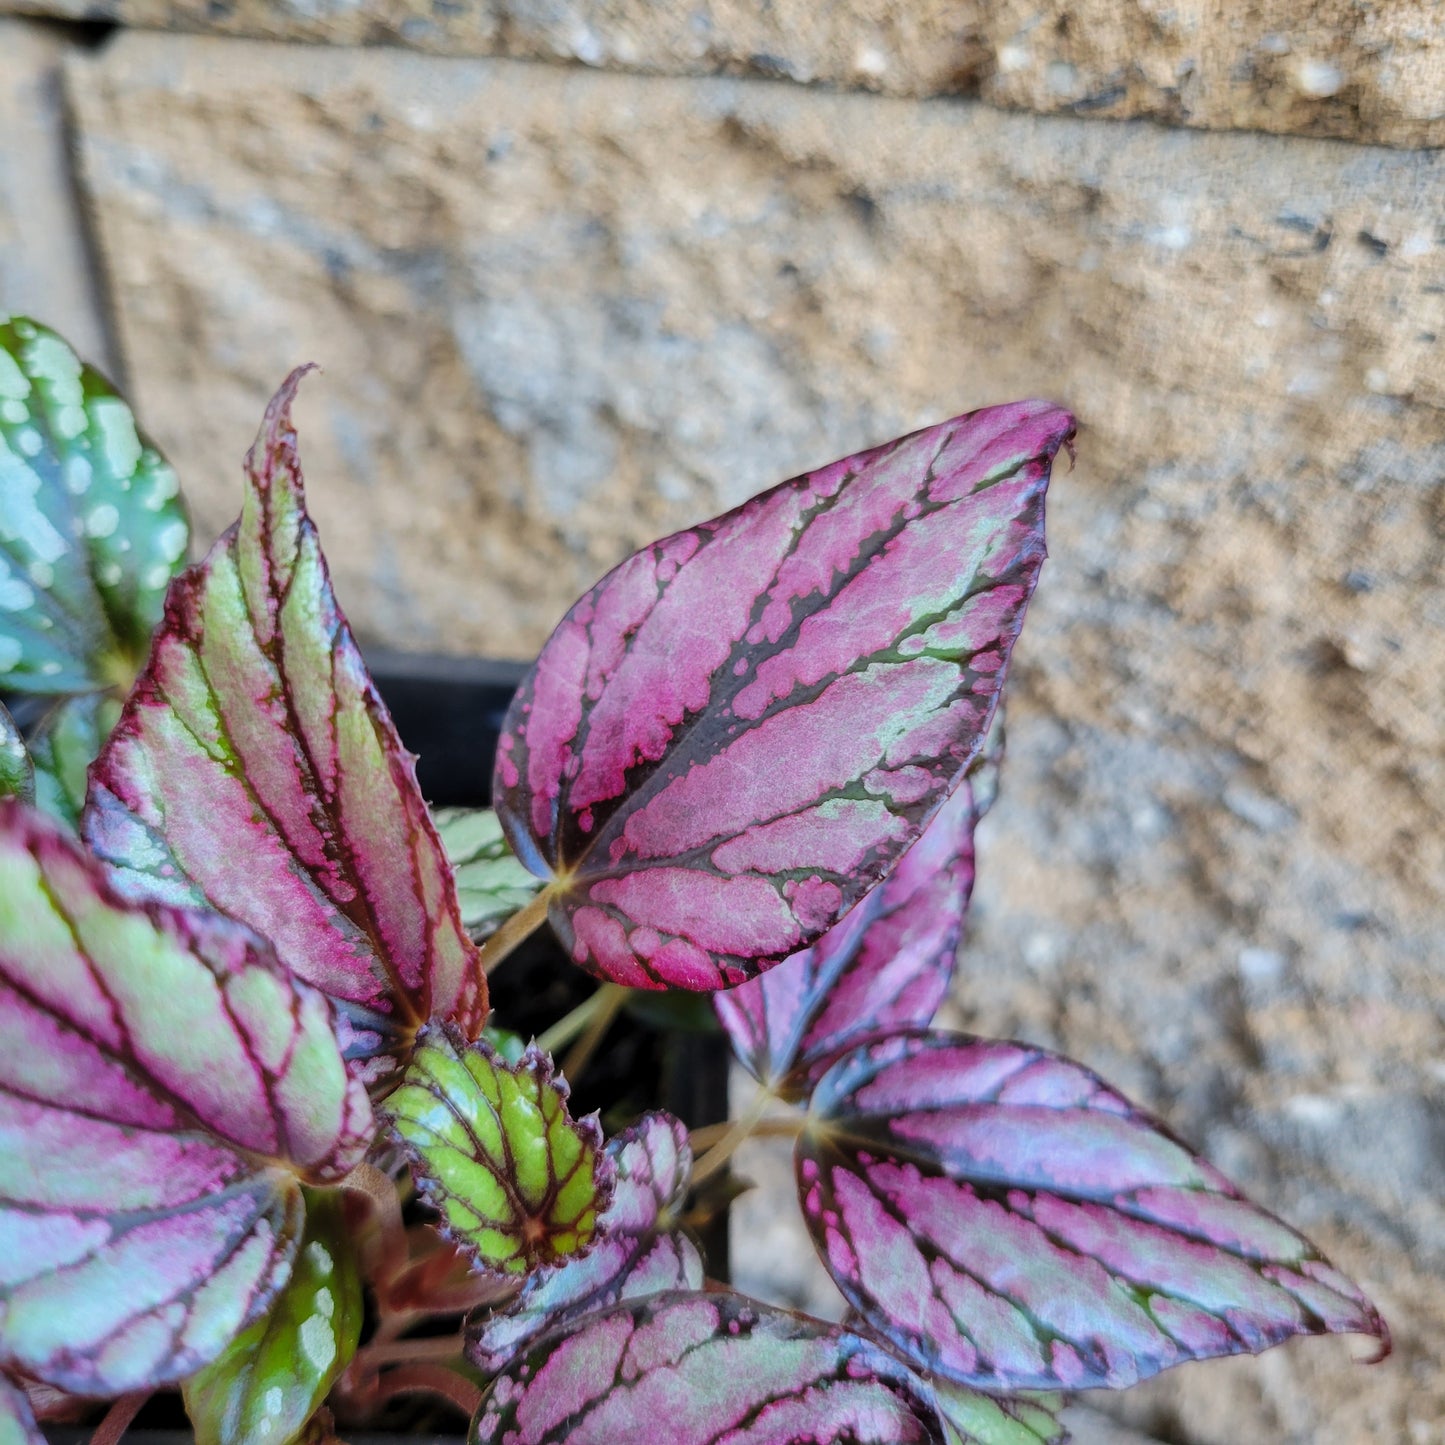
[715, 781, 976, 1097]
[470, 1289, 944, 1444]
[0, 801, 372, 1395]
[494, 402, 1074, 990]
[468, 1111, 702, 1374]
[798, 1031, 1389, 1392]
[83, 370, 486, 1082]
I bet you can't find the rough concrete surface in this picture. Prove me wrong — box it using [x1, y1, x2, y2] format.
[11, 0, 1445, 147]
[0, 17, 112, 369]
[53, 32, 1445, 1444]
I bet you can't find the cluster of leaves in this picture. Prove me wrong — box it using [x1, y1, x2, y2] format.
[0, 318, 1387, 1445]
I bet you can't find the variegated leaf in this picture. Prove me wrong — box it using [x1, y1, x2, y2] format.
[435, 807, 544, 941]
[470, 1290, 943, 1444]
[183, 1191, 363, 1445]
[83, 370, 485, 1082]
[0, 317, 187, 696]
[798, 1031, 1389, 1392]
[0, 705, 31, 806]
[715, 782, 976, 1098]
[468, 1111, 701, 1373]
[0, 801, 372, 1395]
[494, 403, 1074, 990]
[383, 1024, 613, 1278]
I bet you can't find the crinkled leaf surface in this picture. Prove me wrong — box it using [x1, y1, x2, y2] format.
[494, 402, 1074, 990]
[797, 1031, 1389, 1392]
[716, 782, 976, 1098]
[0, 802, 373, 1395]
[0, 705, 31, 805]
[470, 1289, 943, 1445]
[0, 317, 186, 695]
[384, 1024, 613, 1278]
[0, 1376, 42, 1445]
[84, 371, 485, 1081]
[183, 1191, 363, 1445]
[435, 807, 544, 941]
[468, 1111, 701, 1373]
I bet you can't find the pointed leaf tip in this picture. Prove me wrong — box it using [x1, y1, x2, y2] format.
[798, 1030, 1389, 1393]
[495, 401, 1073, 991]
[0, 801, 371, 1395]
[83, 374, 486, 1085]
[384, 1024, 615, 1279]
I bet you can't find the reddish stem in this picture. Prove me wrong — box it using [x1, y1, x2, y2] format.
[370, 1364, 483, 1420]
[90, 1392, 149, 1445]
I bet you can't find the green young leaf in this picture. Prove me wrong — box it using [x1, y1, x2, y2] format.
[0, 706, 32, 806]
[435, 807, 544, 941]
[928, 1381, 1064, 1445]
[0, 316, 186, 695]
[27, 692, 119, 828]
[183, 1192, 363, 1445]
[383, 1024, 615, 1278]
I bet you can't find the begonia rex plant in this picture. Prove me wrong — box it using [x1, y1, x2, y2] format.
[0, 318, 1387, 1445]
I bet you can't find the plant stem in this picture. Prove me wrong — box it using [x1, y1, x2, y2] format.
[357, 1332, 465, 1368]
[477, 888, 551, 975]
[560, 983, 630, 1081]
[687, 1115, 806, 1152]
[90, 1391, 148, 1445]
[690, 1089, 797, 1188]
[370, 1364, 483, 1420]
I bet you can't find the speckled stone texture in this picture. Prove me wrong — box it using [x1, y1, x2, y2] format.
[0, 18, 112, 371]
[46, 31, 1445, 1445]
[8, 0, 1444, 146]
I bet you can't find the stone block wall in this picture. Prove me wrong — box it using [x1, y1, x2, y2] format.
[1, 5, 1441, 1442]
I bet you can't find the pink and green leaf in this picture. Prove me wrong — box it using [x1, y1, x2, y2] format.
[0, 317, 187, 695]
[383, 1024, 614, 1278]
[83, 371, 486, 1082]
[0, 706, 31, 806]
[715, 781, 977, 1098]
[183, 1191, 364, 1445]
[0, 1376, 43, 1445]
[494, 402, 1075, 991]
[0, 801, 372, 1395]
[470, 1289, 943, 1444]
[468, 1111, 702, 1374]
[797, 1030, 1389, 1392]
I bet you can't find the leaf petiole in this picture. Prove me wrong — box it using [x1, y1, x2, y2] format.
[476, 888, 552, 975]
[690, 1089, 799, 1187]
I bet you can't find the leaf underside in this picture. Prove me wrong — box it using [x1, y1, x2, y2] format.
[494, 401, 1074, 990]
[183, 1191, 363, 1445]
[798, 1031, 1389, 1392]
[82, 370, 485, 1082]
[468, 1111, 702, 1374]
[0, 802, 372, 1395]
[715, 780, 976, 1099]
[0, 316, 188, 696]
[384, 1024, 614, 1278]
